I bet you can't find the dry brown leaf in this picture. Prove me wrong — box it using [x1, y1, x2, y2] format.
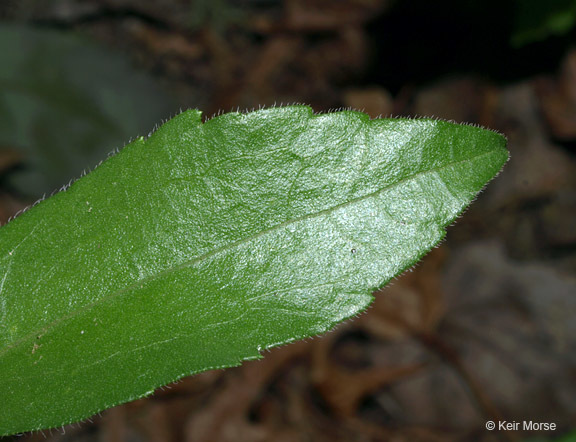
[537, 48, 576, 140]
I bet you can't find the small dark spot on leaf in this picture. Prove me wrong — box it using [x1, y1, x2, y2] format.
[351, 248, 357, 254]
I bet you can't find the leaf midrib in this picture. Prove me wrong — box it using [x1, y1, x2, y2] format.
[0, 148, 499, 356]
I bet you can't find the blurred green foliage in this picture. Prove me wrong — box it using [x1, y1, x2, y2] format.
[512, 0, 576, 46]
[188, 0, 245, 31]
[525, 430, 576, 442]
[555, 430, 576, 442]
[0, 24, 174, 198]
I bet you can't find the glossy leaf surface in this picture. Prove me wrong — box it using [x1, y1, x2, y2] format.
[0, 106, 508, 435]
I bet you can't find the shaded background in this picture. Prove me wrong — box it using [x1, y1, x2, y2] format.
[1, 1, 576, 441]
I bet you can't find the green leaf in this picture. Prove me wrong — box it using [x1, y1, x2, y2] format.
[511, 0, 576, 47]
[0, 106, 508, 435]
[0, 24, 174, 197]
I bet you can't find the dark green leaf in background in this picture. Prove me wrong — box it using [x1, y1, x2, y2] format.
[512, 0, 576, 46]
[0, 106, 508, 435]
[0, 24, 174, 197]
